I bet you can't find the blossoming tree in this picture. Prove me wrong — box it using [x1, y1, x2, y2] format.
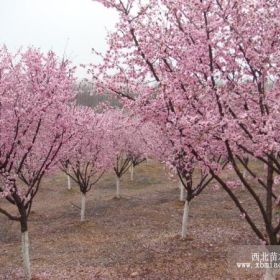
[60, 107, 112, 221]
[0, 48, 76, 280]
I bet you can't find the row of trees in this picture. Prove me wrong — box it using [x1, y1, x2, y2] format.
[91, 0, 280, 279]
[2, 1, 280, 279]
[0, 49, 158, 280]
[0, 48, 200, 278]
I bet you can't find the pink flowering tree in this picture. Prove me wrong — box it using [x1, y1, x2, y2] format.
[0, 48, 76, 280]
[126, 130, 147, 181]
[110, 112, 135, 198]
[103, 109, 149, 198]
[60, 107, 112, 222]
[92, 3, 280, 274]
[141, 119, 228, 238]
[127, 152, 146, 181]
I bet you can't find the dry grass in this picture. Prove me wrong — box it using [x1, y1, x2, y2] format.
[0, 161, 273, 279]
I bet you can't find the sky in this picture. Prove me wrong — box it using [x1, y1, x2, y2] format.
[0, 0, 118, 77]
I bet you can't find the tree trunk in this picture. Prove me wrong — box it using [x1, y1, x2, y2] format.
[181, 200, 190, 239]
[20, 217, 31, 280]
[264, 267, 277, 280]
[116, 176, 121, 198]
[179, 181, 185, 201]
[240, 169, 247, 190]
[130, 165, 134, 181]
[67, 174, 71, 190]
[242, 169, 247, 179]
[81, 192, 86, 222]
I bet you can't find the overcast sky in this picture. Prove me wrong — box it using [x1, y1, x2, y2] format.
[0, 0, 118, 77]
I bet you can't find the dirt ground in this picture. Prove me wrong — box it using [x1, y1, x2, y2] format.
[0, 161, 274, 279]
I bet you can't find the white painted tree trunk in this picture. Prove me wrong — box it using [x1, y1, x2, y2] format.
[81, 192, 86, 222]
[241, 169, 246, 190]
[264, 267, 277, 280]
[116, 177, 121, 198]
[181, 200, 190, 239]
[130, 165, 134, 181]
[67, 174, 71, 190]
[179, 181, 185, 201]
[242, 169, 247, 179]
[21, 231, 31, 280]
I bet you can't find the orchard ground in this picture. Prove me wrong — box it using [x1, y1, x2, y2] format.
[0, 161, 270, 279]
